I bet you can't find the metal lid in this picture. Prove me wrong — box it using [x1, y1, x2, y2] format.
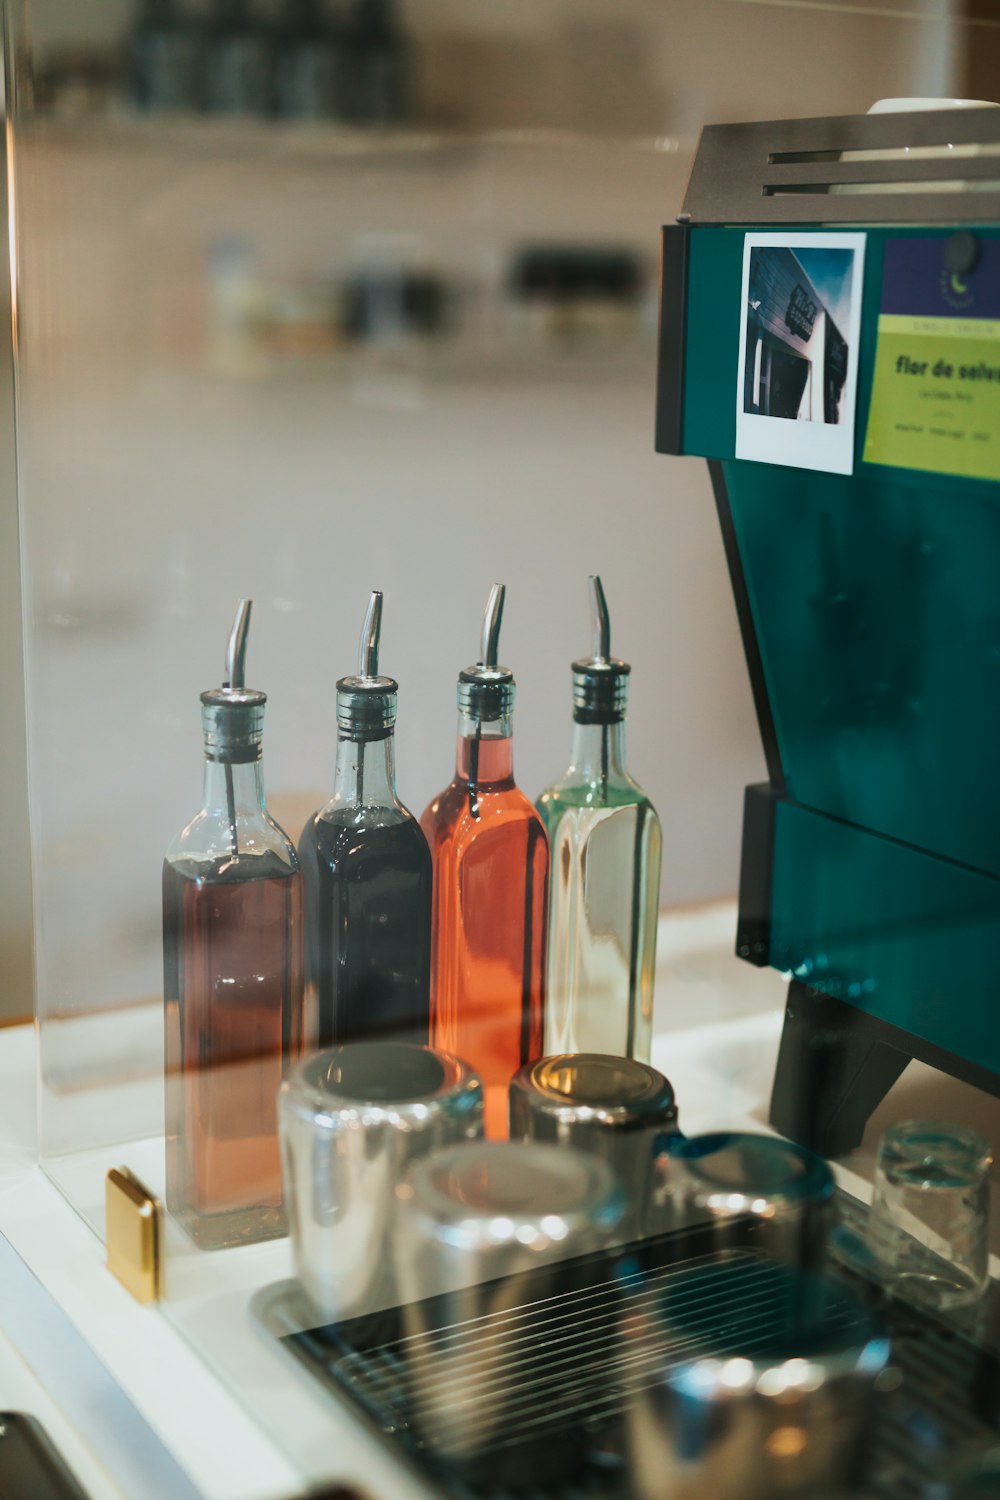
[200, 599, 267, 763]
[572, 576, 630, 724]
[337, 591, 398, 739]
[281, 1042, 483, 1131]
[398, 1141, 624, 1252]
[457, 583, 515, 722]
[511, 1054, 676, 1131]
[666, 1131, 835, 1220]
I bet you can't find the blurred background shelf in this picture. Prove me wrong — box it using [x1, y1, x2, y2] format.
[19, 113, 694, 164]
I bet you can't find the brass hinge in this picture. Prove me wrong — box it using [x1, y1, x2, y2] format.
[105, 1167, 160, 1305]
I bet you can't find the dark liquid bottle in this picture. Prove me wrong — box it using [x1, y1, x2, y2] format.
[273, 0, 340, 119]
[421, 584, 548, 1139]
[130, 0, 202, 112]
[343, 0, 408, 123]
[299, 591, 431, 1048]
[163, 600, 303, 1250]
[204, 0, 272, 116]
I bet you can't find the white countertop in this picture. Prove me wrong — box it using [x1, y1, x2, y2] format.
[4, 900, 1000, 1500]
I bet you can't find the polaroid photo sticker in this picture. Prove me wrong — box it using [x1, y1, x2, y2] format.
[736, 232, 867, 476]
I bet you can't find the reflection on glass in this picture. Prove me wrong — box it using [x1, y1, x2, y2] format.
[395, 1140, 624, 1488]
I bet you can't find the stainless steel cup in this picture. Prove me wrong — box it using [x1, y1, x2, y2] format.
[279, 1042, 483, 1321]
[509, 1052, 679, 1241]
[658, 1130, 837, 1271]
[626, 1261, 890, 1500]
[394, 1140, 625, 1487]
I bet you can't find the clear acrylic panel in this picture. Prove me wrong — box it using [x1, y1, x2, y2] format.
[10, 0, 995, 1489]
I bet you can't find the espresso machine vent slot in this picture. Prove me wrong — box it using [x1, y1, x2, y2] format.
[682, 106, 1000, 224]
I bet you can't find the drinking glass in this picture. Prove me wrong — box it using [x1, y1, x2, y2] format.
[867, 1119, 991, 1312]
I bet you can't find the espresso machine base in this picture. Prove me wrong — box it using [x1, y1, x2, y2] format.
[768, 981, 1000, 1158]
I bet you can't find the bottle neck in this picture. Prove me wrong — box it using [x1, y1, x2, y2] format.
[455, 711, 513, 784]
[568, 718, 628, 783]
[334, 732, 397, 810]
[202, 755, 267, 818]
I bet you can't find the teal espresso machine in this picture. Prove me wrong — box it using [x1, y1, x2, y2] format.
[657, 106, 1000, 1156]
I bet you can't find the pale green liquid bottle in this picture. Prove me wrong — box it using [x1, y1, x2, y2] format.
[536, 578, 661, 1061]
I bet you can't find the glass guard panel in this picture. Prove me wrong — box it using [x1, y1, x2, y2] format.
[11, 0, 998, 1489]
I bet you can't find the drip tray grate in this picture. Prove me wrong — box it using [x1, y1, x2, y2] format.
[253, 1193, 1000, 1498]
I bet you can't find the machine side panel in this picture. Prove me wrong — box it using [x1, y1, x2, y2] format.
[655, 223, 690, 455]
[736, 783, 779, 967]
[709, 460, 785, 793]
[681, 227, 742, 460]
[769, 797, 1000, 1075]
[723, 458, 1000, 877]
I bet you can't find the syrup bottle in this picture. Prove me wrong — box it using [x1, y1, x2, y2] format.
[344, 0, 408, 123]
[299, 591, 431, 1049]
[204, 0, 271, 116]
[537, 577, 661, 1062]
[130, 0, 201, 113]
[421, 584, 548, 1139]
[273, 0, 340, 119]
[163, 600, 303, 1250]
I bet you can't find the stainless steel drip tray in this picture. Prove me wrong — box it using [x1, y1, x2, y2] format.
[251, 1194, 1000, 1498]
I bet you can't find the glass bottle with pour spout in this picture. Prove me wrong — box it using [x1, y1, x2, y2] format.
[204, 0, 272, 116]
[273, 0, 340, 119]
[163, 600, 303, 1250]
[537, 577, 661, 1061]
[421, 584, 549, 1140]
[298, 590, 431, 1049]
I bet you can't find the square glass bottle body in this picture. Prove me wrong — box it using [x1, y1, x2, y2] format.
[164, 746, 303, 1250]
[538, 719, 661, 1061]
[422, 714, 548, 1140]
[299, 728, 432, 1049]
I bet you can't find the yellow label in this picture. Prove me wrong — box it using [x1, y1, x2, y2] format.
[864, 315, 1000, 481]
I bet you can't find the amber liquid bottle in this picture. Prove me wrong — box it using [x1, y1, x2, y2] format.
[421, 584, 548, 1139]
[163, 600, 303, 1250]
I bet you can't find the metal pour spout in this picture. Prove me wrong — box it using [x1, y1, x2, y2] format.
[589, 575, 610, 662]
[200, 599, 267, 855]
[358, 590, 383, 680]
[481, 583, 506, 668]
[457, 582, 514, 747]
[224, 598, 252, 691]
[571, 576, 629, 731]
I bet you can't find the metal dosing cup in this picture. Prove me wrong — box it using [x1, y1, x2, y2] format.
[658, 1131, 837, 1271]
[279, 1042, 484, 1322]
[509, 1053, 679, 1241]
[626, 1261, 890, 1500]
[394, 1140, 625, 1488]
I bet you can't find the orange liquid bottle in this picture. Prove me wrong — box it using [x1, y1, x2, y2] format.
[421, 584, 549, 1139]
